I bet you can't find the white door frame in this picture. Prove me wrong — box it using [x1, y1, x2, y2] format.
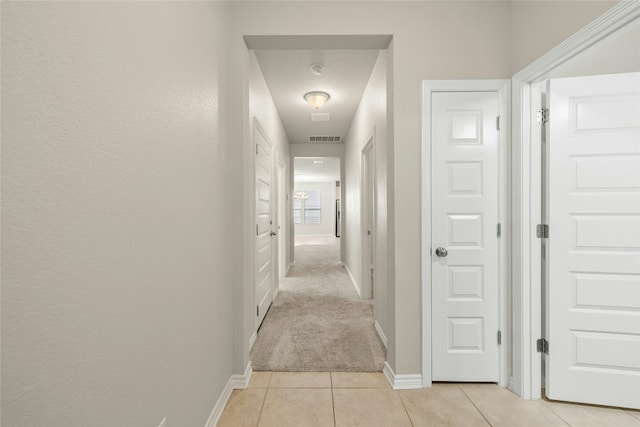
[361, 132, 375, 300]
[510, 2, 640, 399]
[421, 79, 510, 388]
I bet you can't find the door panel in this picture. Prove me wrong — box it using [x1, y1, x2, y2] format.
[432, 92, 500, 381]
[255, 124, 273, 329]
[546, 72, 640, 409]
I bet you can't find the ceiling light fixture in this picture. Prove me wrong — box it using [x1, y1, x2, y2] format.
[304, 91, 331, 109]
[294, 190, 309, 200]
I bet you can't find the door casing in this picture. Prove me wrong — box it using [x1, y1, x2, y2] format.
[421, 79, 510, 388]
[361, 133, 375, 300]
[277, 158, 287, 285]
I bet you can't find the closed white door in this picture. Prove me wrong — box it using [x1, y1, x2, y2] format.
[546, 72, 640, 409]
[255, 124, 274, 329]
[432, 91, 500, 381]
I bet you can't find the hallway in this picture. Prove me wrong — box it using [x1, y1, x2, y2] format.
[218, 371, 640, 427]
[250, 236, 385, 372]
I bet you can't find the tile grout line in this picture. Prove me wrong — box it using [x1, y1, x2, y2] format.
[253, 374, 272, 427]
[330, 372, 337, 427]
[396, 390, 416, 427]
[459, 386, 494, 427]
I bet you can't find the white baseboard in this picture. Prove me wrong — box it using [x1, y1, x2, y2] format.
[374, 320, 387, 349]
[383, 361, 422, 390]
[204, 362, 252, 427]
[249, 331, 257, 351]
[343, 263, 361, 297]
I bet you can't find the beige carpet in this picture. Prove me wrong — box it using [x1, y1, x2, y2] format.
[250, 237, 386, 372]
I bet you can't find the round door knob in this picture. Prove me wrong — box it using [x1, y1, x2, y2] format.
[435, 247, 448, 257]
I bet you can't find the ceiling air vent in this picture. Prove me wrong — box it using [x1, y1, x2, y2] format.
[308, 135, 342, 143]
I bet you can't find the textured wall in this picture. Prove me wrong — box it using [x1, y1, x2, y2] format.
[2, 2, 234, 425]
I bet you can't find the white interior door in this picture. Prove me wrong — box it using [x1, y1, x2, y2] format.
[432, 91, 500, 381]
[546, 72, 640, 409]
[255, 124, 274, 329]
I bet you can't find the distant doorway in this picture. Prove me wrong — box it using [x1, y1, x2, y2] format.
[293, 157, 341, 260]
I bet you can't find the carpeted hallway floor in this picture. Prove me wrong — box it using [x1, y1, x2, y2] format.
[250, 236, 386, 372]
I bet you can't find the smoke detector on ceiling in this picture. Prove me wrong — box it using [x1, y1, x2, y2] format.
[310, 64, 325, 75]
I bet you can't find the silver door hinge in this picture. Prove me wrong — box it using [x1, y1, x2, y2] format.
[536, 108, 549, 125]
[496, 116, 501, 130]
[257, 305, 259, 316]
[256, 145, 259, 155]
[256, 224, 259, 235]
[536, 338, 549, 354]
[497, 330, 502, 345]
[497, 223, 502, 238]
[536, 224, 549, 238]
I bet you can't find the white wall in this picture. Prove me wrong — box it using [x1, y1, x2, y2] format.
[294, 182, 336, 236]
[2, 2, 234, 426]
[509, 1, 620, 74]
[344, 51, 389, 342]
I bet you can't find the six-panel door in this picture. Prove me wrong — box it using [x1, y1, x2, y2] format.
[431, 91, 500, 382]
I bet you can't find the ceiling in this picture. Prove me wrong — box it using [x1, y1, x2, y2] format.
[294, 157, 340, 183]
[253, 49, 380, 144]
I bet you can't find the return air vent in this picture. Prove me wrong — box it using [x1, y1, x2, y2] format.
[310, 113, 331, 122]
[308, 135, 342, 143]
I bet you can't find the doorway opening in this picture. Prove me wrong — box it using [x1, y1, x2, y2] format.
[245, 35, 392, 373]
[293, 156, 341, 259]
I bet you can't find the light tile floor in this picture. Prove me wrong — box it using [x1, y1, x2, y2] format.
[218, 372, 640, 427]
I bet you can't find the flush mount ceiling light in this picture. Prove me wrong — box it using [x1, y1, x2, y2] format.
[294, 190, 309, 200]
[304, 91, 331, 109]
